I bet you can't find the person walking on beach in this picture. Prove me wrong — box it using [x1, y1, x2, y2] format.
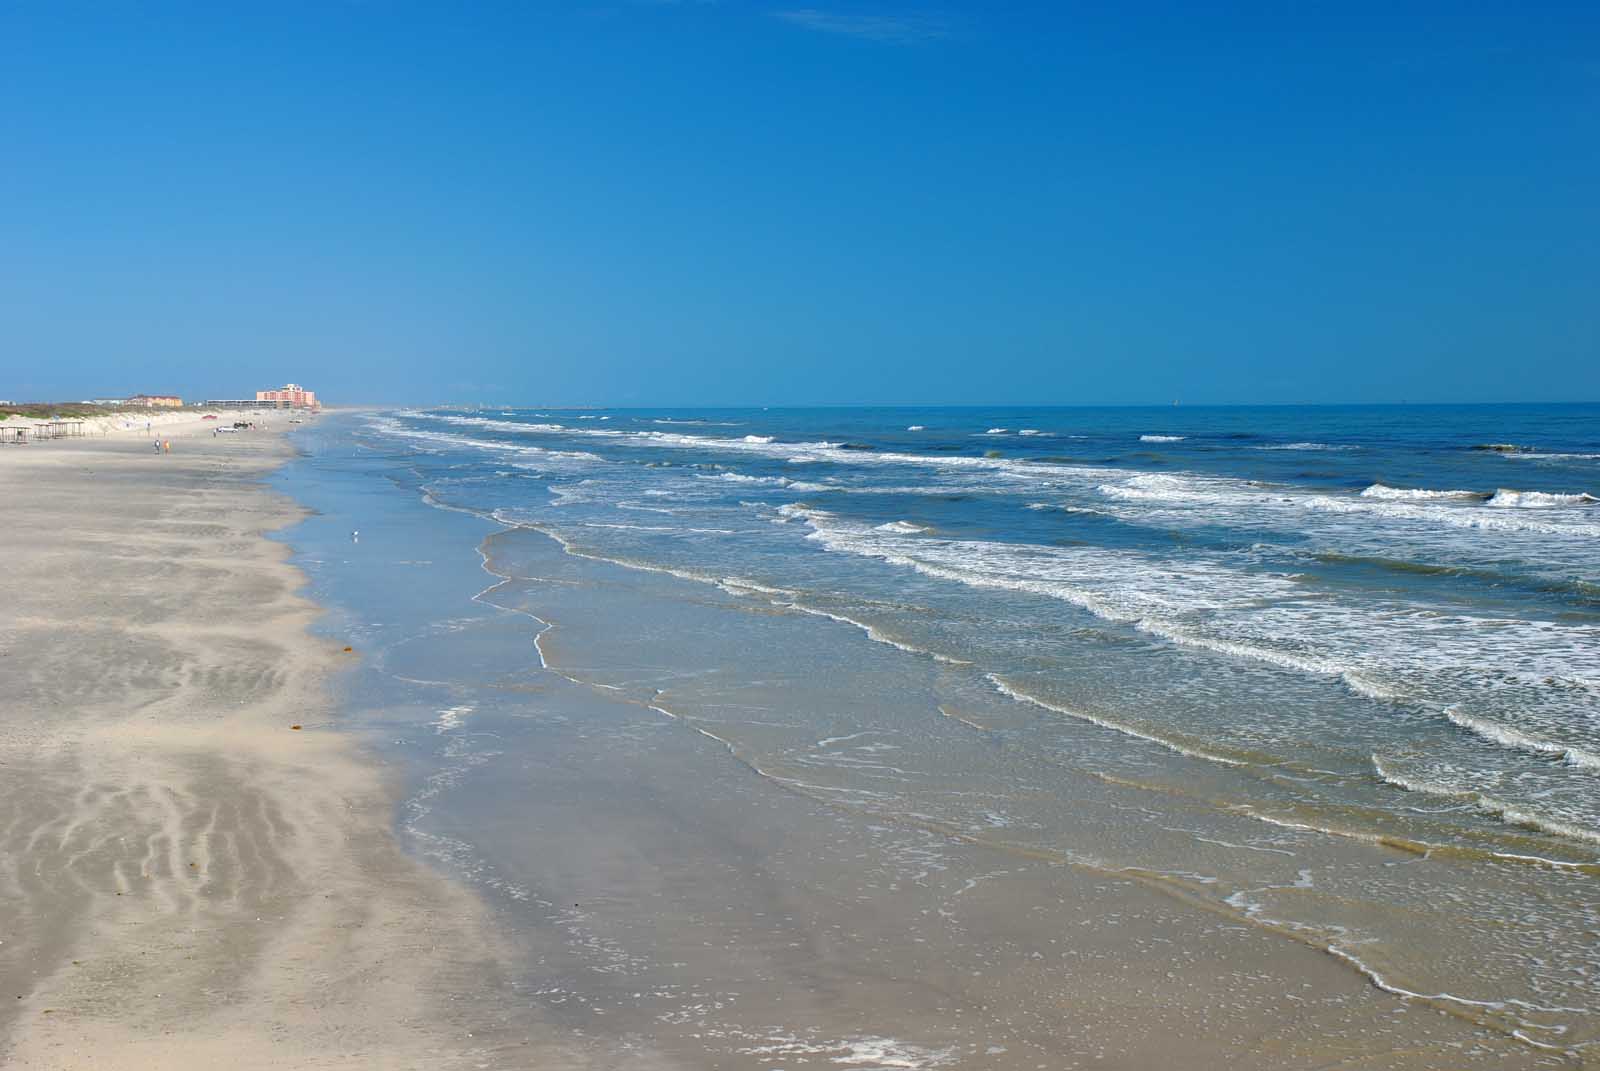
[153, 439, 161, 452]
[163, 440, 171, 454]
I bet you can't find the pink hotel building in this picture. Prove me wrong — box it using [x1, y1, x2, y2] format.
[256, 383, 318, 409]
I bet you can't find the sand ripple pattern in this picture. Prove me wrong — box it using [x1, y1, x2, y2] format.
[0, 432, 544, 1069]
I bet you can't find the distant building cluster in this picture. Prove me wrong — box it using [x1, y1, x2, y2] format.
[203, 382, 320, 410]
[257, 383, 317, 409]
[20, 382, 325, 413]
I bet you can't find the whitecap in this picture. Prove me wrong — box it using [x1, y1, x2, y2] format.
[433, 705, 474, 734]
[1445, 708, 1600, 769]
[1361, 483, 1483, 501]
[1487, 489, 1600, 509]
[1371, 755, 1600, 844]
[1502, 451, 1600, 461]
[699, 472, 786, 485]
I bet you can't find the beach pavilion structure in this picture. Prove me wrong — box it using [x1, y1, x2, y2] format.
[2, 420, 87, 444]
[33, 420, 87, 440]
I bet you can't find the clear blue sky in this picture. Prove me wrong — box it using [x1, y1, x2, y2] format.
[2, 2, 1595, 406]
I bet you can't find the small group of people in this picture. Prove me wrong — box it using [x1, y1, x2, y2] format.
[152, 439, 171, 453]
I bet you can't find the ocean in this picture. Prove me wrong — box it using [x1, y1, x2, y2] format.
[280, 404, 1600, 1066]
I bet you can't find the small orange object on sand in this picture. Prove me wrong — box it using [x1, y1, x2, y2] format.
[342, 646, 353, 652]
[290, 725, 303, 731]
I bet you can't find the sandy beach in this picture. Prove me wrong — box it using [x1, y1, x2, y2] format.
[2, 411, 1587, 1069]
[0, 419, 531, 1069]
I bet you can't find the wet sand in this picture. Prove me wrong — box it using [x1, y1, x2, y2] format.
[0, 415, 1582, 1069]
[0, 421, 543, 1068]
[282, 414, 1578, 1070]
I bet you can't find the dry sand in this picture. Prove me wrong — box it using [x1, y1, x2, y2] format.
[0, 420, 541, 1069]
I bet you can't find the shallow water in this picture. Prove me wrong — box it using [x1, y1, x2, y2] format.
[278, 405, 1600, 1066]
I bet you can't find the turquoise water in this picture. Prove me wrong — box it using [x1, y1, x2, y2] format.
[292, 404, 1600, 1060]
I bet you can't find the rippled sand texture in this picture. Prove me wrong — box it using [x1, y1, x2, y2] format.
[0, 426, 533, 1069]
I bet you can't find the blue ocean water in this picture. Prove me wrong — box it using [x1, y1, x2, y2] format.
[347, 403, 1600, 1053]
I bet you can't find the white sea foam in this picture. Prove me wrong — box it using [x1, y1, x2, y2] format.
[1019, 428, 1043, 436]
[1090, 467, 1600, 538]
[777, 503, 1387, 694]
[432, 705, 474, 733]
[1028, 502, 1116, 518]
[414, 414, 573, 435]
[1305, 493, 1600, 537]
[1372, 755, 1600, 844]
[990, 675, 1244, 766]
[734, 1033, 955, 1069]
[782, 602, 968, 664]
[1134, 618, 1396, 702]
[402, 410, 1136, 488]
[742, 434, 775, 444]
[1445, 708, 1600, 769]
[582, 522, 738, 535]
[1321, 944, 1578, 1044]
[875, 520, 928, 534]
[699, 472, 787, 485]
[1487, 489, 1600, 508]
[1139, 434, 1186, 443]
[380, 413, 1600, 804]
[906, 424, 926, 431]
[778, 501, 1600, 732]
[650, 417, 740, 426]
[1255, 441, 1355, 451]
[1361, 483, 1483, 501]
[1502, 451, 1600, 461]
[362, 415, 604, 464]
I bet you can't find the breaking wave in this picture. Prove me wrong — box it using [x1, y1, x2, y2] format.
[1486, 489, 1599, 509]
[1361, 483, 1485, 501]
[1371, 756, 1600, 844]
[1445, 708, 1600, 769]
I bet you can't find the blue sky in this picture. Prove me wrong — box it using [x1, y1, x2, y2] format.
[1, 2, 1595, 406]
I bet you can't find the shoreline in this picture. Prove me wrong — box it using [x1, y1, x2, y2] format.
[0, 420, 534, 1068]
[5, 411, 1586, 1068]
[287, 412, 1575, 1069]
